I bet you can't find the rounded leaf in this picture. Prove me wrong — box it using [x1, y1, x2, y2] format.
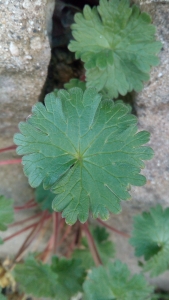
[69, 0, 162, 98]
[14, 88, 153, 224]
[83, 260, 153, 300]
[130, 205, 169, 277]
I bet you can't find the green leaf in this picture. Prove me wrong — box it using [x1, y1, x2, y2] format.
[35, 183, 55, 213]
[73, 226, 115, 269]
[14, 87, 153, 225]
[14, 256, 58, 298]
[14, 256, 85, 300]
[64, 78, 86, 91]
[83, 260, 153, 300]
[69, 0, 162, 98]
[0, 196, 14, 231]
[51, 256, 86, 299]
[130, 205, 169, 277]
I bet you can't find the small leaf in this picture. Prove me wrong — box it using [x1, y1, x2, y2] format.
[83, 260, 153, 300]
[14, 256, 86, 300]
[73, 226, 115, 269]
[64, 79, 86, 91]
[14, 88, 153, 225]
[51, 256, 86, 299]
[69, 0, 162, 98]
[0, 196, 14, 231]
[14, 256, 58, 298]
[130, 205, 169, 277]
[35, 183, 55, 212]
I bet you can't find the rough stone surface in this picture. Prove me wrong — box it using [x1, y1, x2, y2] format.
[0, 0, 55, 144]
[131, 0, 169, 205]
[0, 0, 55, 200]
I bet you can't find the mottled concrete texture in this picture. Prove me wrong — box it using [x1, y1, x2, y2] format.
[0, 0, 55, 144]
[132, 0, 169, 206]
[0, 0, 55, 202]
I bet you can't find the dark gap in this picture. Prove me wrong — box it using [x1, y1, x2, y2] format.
[116, 91, 137, 115]
[1, 287, 32, 300]
[40, 0, 136, 116]
[40, 0, 99, 102]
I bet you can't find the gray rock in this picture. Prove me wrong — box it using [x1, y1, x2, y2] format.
[0, 0, 55, 143]
[131, 2, 169, 205]
[0, 0, 55, 212]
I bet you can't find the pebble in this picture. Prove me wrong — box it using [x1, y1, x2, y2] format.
[30, 36, 42, 50]
[9, 42, 19, 56]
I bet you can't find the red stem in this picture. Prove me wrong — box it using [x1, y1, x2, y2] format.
[39, 235, 54, 262]
[97, 219, 130, 238]
[14, 221, 41, 262]
[14, 198, 34, 209]
[0, 159, 22, 165]
[0, 145, 16, 153]
[65, 233, 77, 258]
[52, 212, 60, 254]
[14, 212, 51, 262]
[40, 216, 64, 262]
[9, 212, 42, 227]
[14, 202, 38, 211]
[3, 221, 39, 242]
[74, 223, 82, 246]
[57, 223, 72, 248]
[82, 222, 102, 266]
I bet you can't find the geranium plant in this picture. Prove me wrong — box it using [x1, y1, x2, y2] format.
[0, 0, 165, 299]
